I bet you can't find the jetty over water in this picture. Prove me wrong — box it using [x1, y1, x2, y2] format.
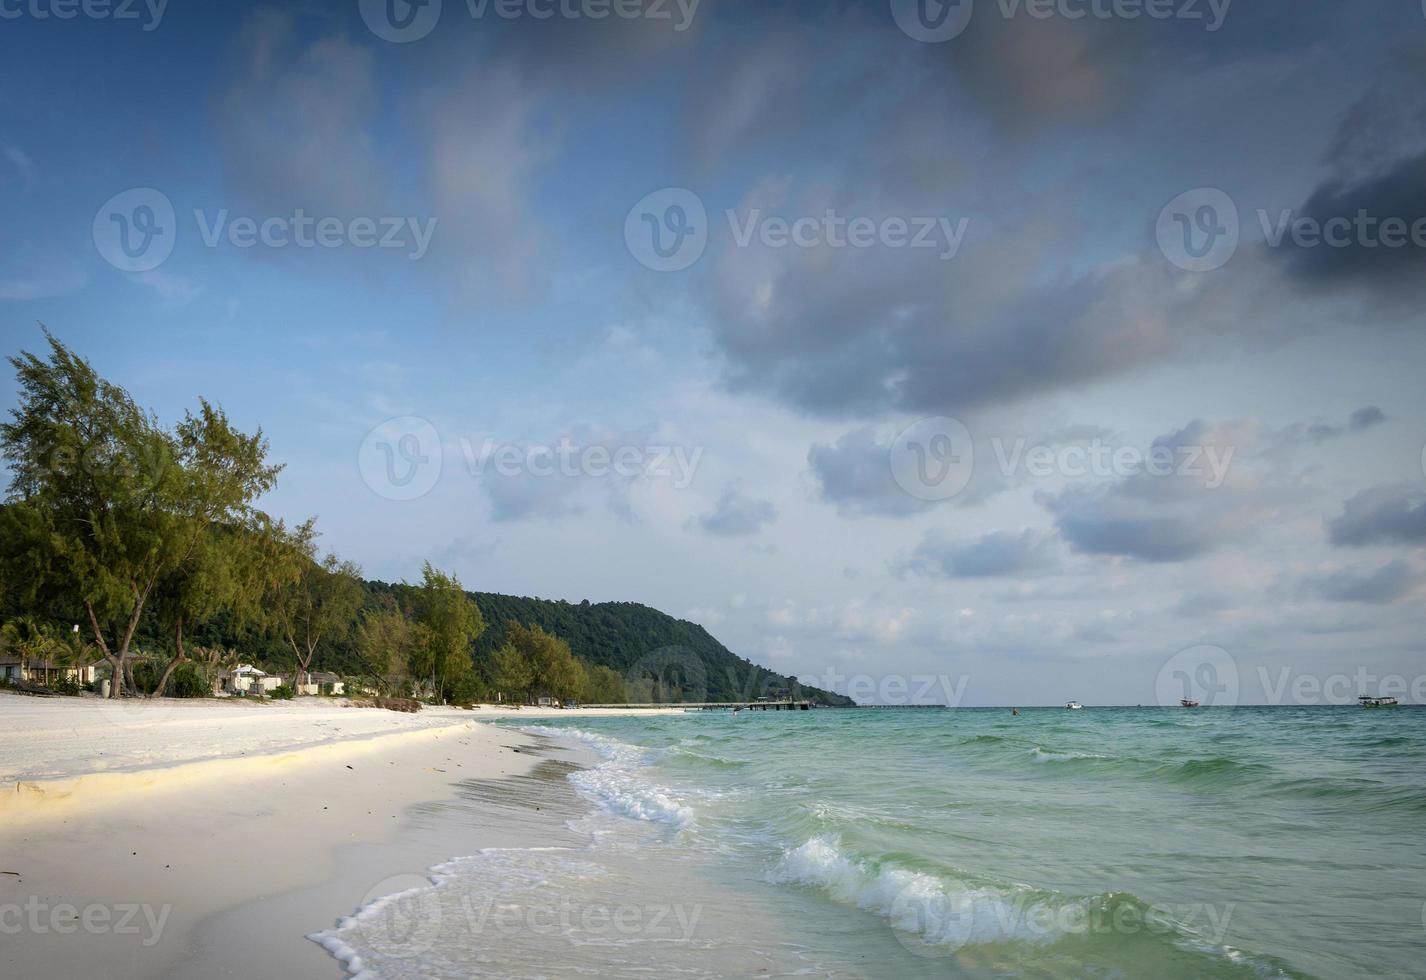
[581, 700, 815, 711]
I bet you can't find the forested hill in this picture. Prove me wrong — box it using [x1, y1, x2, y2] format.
[368, 582, 855, 707]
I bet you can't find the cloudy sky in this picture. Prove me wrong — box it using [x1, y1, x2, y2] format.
[3, 0, 1425, 704]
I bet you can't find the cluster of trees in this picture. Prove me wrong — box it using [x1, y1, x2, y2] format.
[0, 334, 489, 701]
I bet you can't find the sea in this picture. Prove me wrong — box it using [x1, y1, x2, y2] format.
[313, 706, 1426, 979]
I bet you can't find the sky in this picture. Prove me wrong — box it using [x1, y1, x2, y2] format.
[2, 0, 1425, 705]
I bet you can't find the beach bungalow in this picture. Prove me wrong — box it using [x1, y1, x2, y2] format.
[293, 671, 346, 696]
[0, 657, 97, 687]
[215, 664, 283, 696]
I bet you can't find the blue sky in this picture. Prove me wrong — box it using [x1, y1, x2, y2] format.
[3, 0, 1425, 704]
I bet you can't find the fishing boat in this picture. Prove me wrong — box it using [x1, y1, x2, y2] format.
[1065, 701, 1082, 710]
[1358, 695, 1399, 708]
[1180, 699, 1200, 708]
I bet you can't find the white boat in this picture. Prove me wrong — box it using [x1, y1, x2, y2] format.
[1358, 695, 1399, 708]
[1065, 701, 1083, 710]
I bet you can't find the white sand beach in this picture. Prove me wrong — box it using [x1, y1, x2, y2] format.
[0, 693, 679, 979]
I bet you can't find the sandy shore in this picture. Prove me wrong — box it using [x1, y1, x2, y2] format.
[0, 692, 675, 979]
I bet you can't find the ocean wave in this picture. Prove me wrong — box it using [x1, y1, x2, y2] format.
[521, 724, 693, 828]
[1029, 746, 1111, 763]
[664, 745, 752, 770]
[1150, 756, 1273, 786]
[768, 837, 1303, 976]
[769, 835, 1063, 949]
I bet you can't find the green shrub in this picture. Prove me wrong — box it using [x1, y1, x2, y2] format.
[48, 676, 82, 696]
[130, 660, 212, 698]
[270, 683, 295, 700]
[168, 662, 211, 698]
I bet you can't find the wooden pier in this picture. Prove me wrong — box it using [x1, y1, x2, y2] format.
[581, 700, 814, 711]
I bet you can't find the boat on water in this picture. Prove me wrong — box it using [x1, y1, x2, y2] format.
[1180, 699, 1200, 708]
[1065, 701, 1083, 710]
[1359, 695, 1399, 708]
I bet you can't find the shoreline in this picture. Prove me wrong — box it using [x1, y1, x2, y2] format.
[0, 692, 667, 979]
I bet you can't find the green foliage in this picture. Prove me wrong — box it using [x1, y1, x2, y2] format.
[489, 640, 535, 703]
[0, 334, 280, 698]
[131, 659, 210, 697]
[497, 622, 584, 703]
[444, 671, 485, 706]
[267, 524, 364, 689]
[270, 683, 294, 700]
[167, 661, 211, 698]
[581, 663, 627, 704]
[355, 594, 416, 696]
[411, 563, 484, 703]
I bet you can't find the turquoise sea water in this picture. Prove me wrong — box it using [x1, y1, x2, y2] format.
[323, 707, 1426, 979]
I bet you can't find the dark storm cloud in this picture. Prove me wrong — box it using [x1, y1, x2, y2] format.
[1303, 559, 1422, 605]
[900, 529, 1057, 579]
[1042, 485, 1216, 562]
[689, 487, 778, 536]
[1277, 150, 1426, 296]
[1327, 485, 1426, 547]
[1272, 52, 1426, 301]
